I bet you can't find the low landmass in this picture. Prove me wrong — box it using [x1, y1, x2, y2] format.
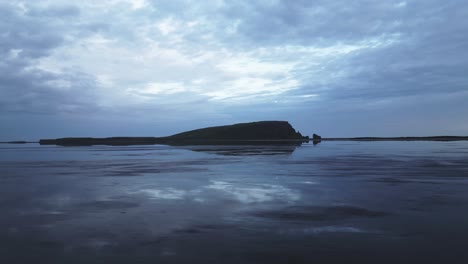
[39, 121, 310, 146]
[9, 121, 467, 146]
[323, 136, 468, 141]
[0, 141, 32, 144]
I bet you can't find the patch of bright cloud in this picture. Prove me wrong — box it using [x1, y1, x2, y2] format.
[138, 82, 187, 96]
[156, 17, 179, 35]
[205, 78, 299, 101]
[217, 55, 295, 75]
[395, 1, 407, 8]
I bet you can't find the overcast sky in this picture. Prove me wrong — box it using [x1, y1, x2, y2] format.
[1, 0, 467, 140]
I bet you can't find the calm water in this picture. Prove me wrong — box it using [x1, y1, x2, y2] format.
[1, 141, 468, 263]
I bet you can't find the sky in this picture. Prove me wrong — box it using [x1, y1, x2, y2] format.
[1, 0, 467, 140]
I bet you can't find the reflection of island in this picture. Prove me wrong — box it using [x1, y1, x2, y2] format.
[179, 144, 302, 156]
[39, 121, 310, 146]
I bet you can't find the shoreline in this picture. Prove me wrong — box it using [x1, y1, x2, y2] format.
[322, 136, 468, 141]
[2, 136, 468, 146]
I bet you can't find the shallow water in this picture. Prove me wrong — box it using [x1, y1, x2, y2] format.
[1, 141, 468, 263]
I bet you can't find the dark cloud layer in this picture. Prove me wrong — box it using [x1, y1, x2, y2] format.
[0, 3, 98, 115]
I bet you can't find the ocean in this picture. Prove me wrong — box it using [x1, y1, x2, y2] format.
[1, 141, 468, 263]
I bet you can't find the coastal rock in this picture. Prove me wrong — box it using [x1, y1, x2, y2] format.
[169, 121, 308, 140]
[313, 134, 322, 140]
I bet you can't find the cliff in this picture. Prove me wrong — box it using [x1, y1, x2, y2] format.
[168, 121, 307, 140]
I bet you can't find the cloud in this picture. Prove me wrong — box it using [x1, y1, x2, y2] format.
[0, 0, 467, 137]
[0, 3, 100, 115]
[26, 4, 81, 17]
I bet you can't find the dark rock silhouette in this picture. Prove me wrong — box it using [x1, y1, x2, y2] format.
[312, 133, 322, 145]
[39, 121, 310, 146]
[169, 121, 307, 140]
[312, 134, 322, 140]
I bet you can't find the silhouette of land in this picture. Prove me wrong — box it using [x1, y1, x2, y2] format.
[7, 121, 466, 146]
[39, 121, 310, 146]
[0, 141, 33, 144]
[323, 136, 468, 141]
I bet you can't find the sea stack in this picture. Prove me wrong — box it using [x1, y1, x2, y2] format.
[313, 133, 322, 141]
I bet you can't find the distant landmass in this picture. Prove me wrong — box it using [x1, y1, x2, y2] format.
[39, 121, 311, 146]
[0, 141, 31, 144]
[168, 121, 307, 140]
[6, 120, 466, 146]
[323, 136, 468, 141]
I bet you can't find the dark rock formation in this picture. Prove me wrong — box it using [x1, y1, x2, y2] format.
[312, 133, 322, 145]
[169, 121, 307, 140]
[39, 121, 310, 146]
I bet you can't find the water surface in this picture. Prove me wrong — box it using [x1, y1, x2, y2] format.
[1, 141, 468, 263]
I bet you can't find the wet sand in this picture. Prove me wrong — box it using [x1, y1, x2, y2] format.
[1, 142, 468, 263]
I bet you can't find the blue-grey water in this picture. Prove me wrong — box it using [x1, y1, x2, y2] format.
[1, 142, 468, 263]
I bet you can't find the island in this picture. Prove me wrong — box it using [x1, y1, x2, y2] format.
[39, 121, 310, 146]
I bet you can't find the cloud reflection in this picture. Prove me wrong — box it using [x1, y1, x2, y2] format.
[131, 182, 300, 204]
[137, 188, 187, 200]
[206, 181, 300, 204]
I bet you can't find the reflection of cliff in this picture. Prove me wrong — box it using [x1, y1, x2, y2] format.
[39, 121, 310, 146]
[179, 143, 302, 156]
